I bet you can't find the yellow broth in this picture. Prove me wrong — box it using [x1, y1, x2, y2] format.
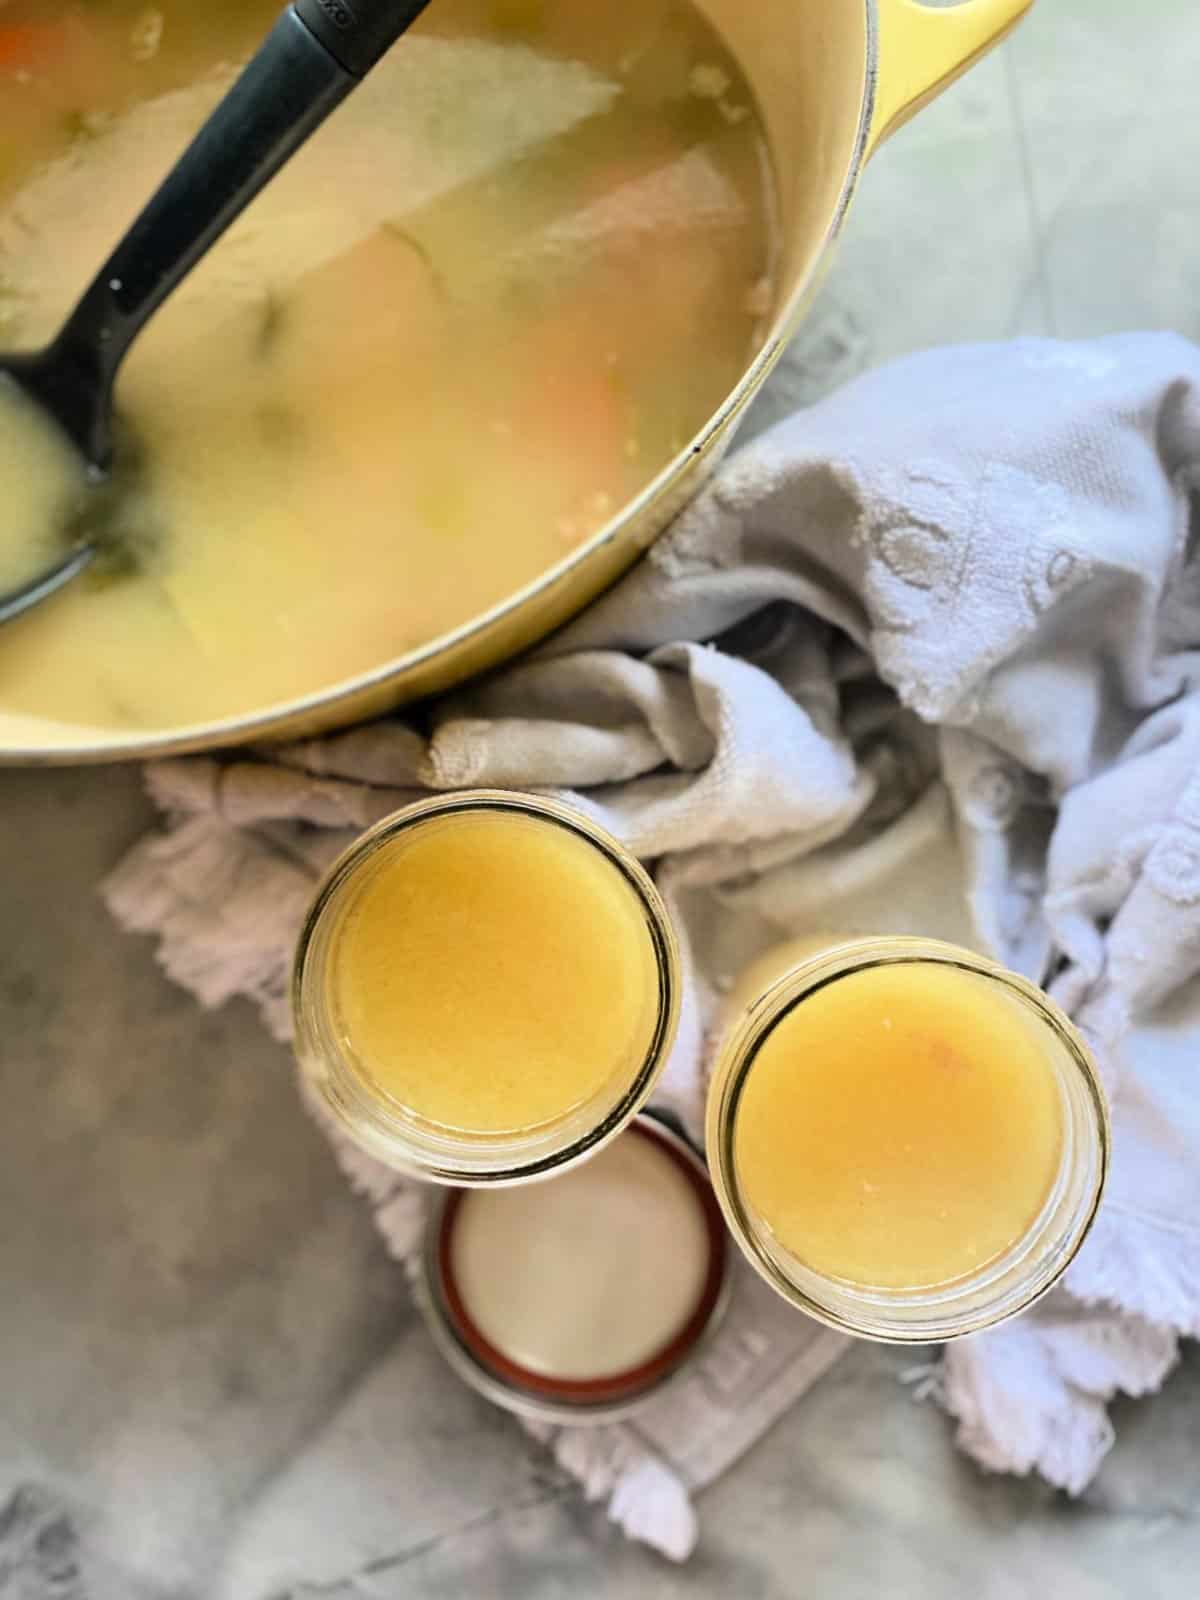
[0, 0, 777, 732]
[0, 375, 88, 592]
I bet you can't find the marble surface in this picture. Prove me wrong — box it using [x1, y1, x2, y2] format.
[4, 1, 1200, 1595]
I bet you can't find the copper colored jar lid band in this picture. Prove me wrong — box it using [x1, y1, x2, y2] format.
[433, 1117, 728, 1411]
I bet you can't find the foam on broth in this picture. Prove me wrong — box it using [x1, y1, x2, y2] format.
[0, 0, 777, 732]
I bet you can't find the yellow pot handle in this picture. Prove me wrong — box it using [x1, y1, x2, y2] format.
[868, 0, 1033, 155]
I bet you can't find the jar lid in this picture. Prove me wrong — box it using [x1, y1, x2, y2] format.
[417, 1115, 729, 1423]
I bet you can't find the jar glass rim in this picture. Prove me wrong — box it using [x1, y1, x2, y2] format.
[706, 936, 1111, 1342]
[292, 789, 681, 1186]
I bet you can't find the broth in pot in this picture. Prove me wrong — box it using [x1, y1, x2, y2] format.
[0, 0, 778, 733]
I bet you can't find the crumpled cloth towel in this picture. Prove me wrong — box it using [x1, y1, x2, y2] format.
[104, 332, 1200, 1557]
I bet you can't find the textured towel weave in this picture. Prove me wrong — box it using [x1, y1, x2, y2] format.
[105, 333, 1200, 1554]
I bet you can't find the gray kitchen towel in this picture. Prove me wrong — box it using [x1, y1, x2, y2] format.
[105, 333, 1200, 1556]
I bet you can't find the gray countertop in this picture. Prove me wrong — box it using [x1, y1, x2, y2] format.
[4, 2, 1200, 1594]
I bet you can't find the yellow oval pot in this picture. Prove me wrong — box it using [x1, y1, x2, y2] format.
[2, 0, 1032, 763]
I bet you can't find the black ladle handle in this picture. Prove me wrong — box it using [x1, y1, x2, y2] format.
[294, 0, 434, 76]
[43, 1, 434, 466]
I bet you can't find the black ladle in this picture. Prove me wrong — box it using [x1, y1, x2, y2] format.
[0, 0, 433, 625]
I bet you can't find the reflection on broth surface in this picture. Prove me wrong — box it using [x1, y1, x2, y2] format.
[0, 0, 777, 732]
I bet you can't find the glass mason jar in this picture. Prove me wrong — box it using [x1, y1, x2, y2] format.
[706, 937, 1110, 1342]
[292, 790, 680, 1186]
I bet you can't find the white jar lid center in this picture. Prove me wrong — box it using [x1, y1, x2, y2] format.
[449, 1130, 713, 1382]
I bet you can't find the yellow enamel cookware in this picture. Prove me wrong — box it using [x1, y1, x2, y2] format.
[3, 0, 1031, 762]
